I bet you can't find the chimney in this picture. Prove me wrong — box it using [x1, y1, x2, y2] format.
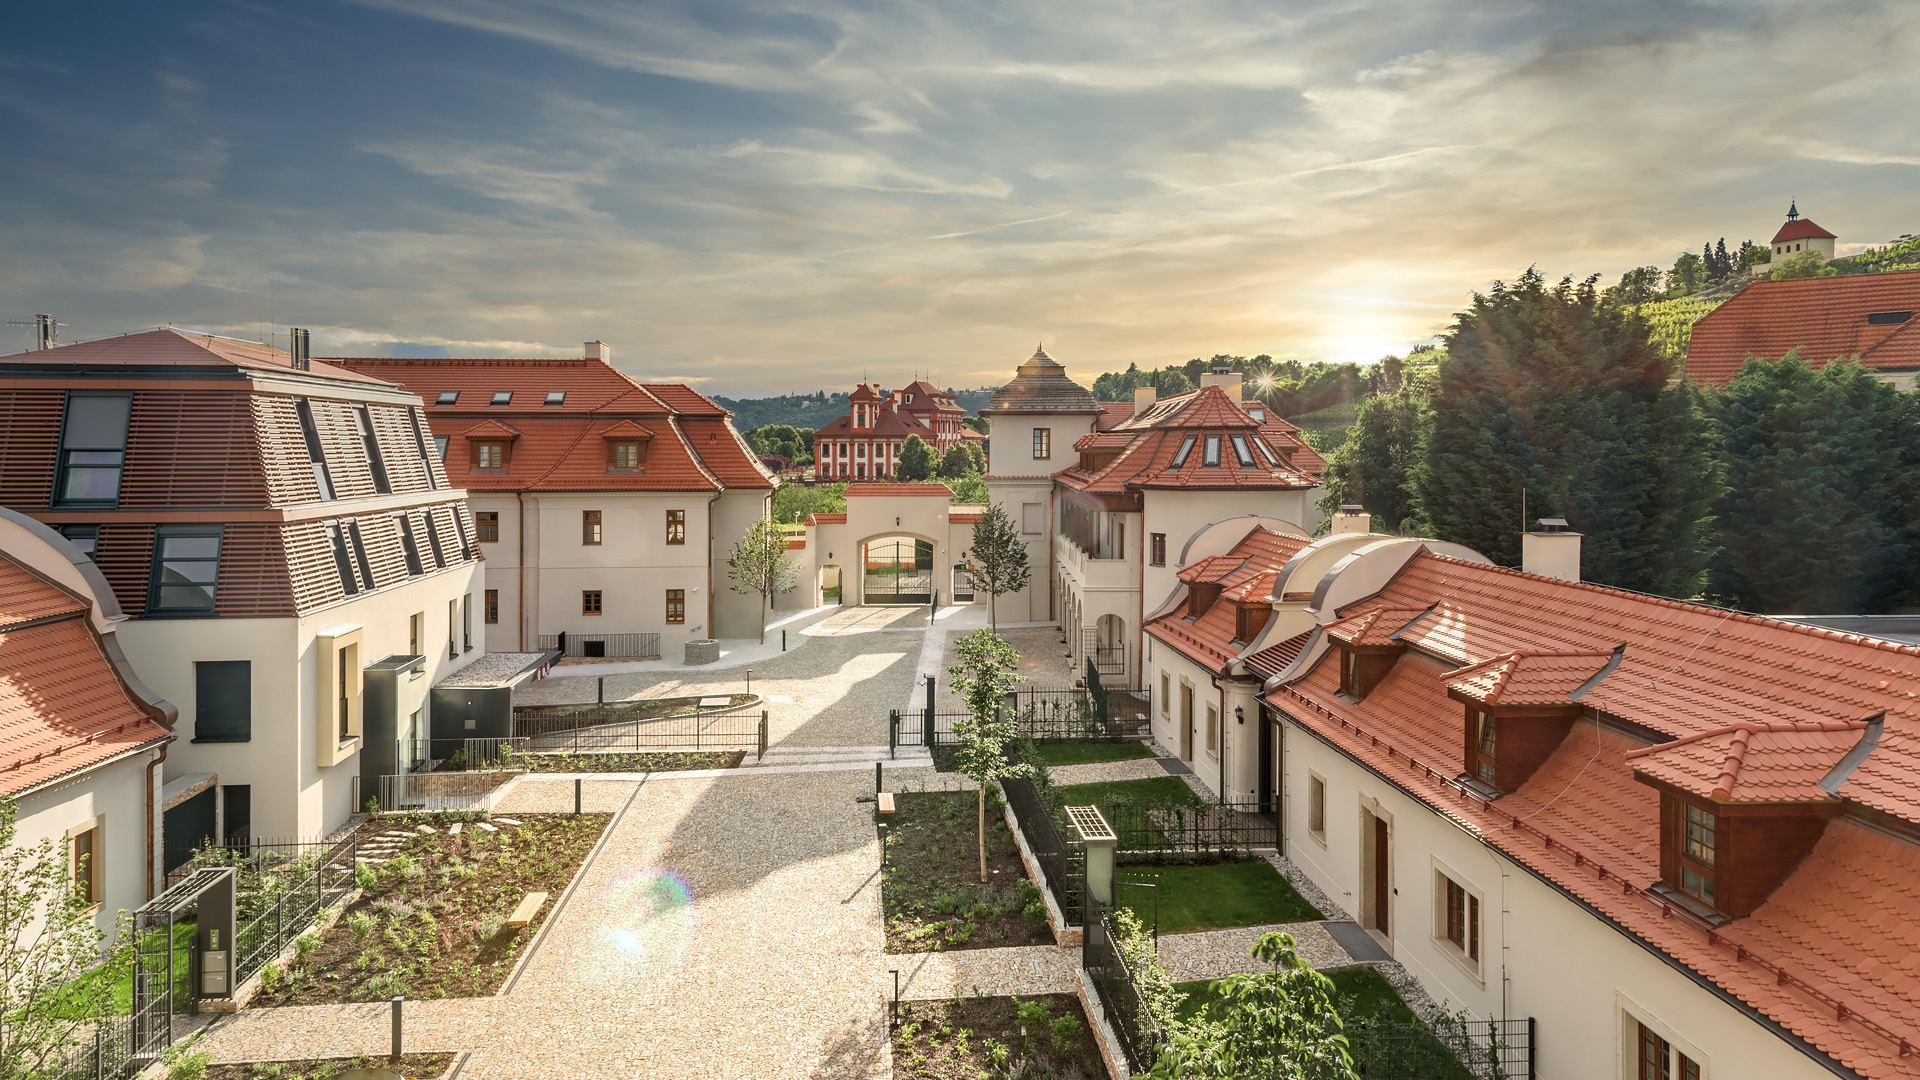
[34, 314, 57, 351]
[1523, 518, 1582, 582]
[288, 327, 310, 370]
[1331, 504, 1371, 535]
[586, 340, 611, 363]
[1199, 365, 1242, 402]
[1133, 385, 1157, 416]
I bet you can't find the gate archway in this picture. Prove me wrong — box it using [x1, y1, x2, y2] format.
[860, 535, 935, 604]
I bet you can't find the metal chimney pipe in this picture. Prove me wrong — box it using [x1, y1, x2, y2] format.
[289, 328, 310, 370]
[34, 314, 56, 350]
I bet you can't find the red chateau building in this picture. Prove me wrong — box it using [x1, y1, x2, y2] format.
[813, 380, 982, 480]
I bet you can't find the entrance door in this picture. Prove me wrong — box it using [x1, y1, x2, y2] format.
[1257, 709, 1276, 819]
[1372, 815, 1391, 936]
[1179, 684, 1194, 759]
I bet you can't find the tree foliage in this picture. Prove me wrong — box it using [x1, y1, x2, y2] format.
[771, 480, 847, 525]
[725, 517, 800, 642]
[1770, 249, 1835, 281]
[1152, 932, 1357, 1080]
[0, 796, 121, 1080]
[1317, 374, 1434, 535]
[946, 630, 1030, 883]
[1415, 269, 1720, 594]
[969, 503, 1031, 632]
[938, 441, 985, 479]
[1707, 354, 1920, 613]
[895, 435, 936, 482]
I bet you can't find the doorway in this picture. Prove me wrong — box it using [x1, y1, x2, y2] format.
[1361, 809, 1391, 939]
[1257, 707, 1276, 820]
[1179, 683, 1194, 760]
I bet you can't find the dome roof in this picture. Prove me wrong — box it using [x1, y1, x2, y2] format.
[982, 344, 1101, 415]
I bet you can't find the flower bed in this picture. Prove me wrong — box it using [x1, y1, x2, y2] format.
[892, 993, 1102, 1080]
[206, 1053, 454, 1079]
[249, 812, 609, 1006]
[883, 790, 1050, 952]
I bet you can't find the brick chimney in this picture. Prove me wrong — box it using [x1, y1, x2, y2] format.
[1523, 518, 1582, 582]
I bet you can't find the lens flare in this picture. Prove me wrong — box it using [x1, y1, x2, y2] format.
[577, 868, 697, 998]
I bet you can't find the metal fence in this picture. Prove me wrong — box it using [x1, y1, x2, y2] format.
[1347, 1015, 1535, 1080]
[378, 772, 501, 813]
[1100, 799, 1278, 859]
[888, 686, 1131, 755]
[535, 632, 662, 659]
[508, 703, 770, 758]
[1081, 632, 1129, 681]
[1002, 775, 1085, 917]
[224, 837, 358, 987]
[32, 1014, 136, 1080]
[1081, 901, 1167, 1074]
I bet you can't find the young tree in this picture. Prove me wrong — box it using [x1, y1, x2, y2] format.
[1414, 269, 1719, 594]
[1770, 250, 1834, 280]
[946, 629, 1029, 883]
[1666, 251, 1706, 296]
[895, 435, 936, 482]
[726, 517, 801, 643]
[969, 503, 1031, 633]
[0, 796, 121, 1079]
[1708, 354, 1920, 613]
[1152, 932, 1357, 1080]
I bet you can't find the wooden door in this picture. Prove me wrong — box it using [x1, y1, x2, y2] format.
[1372, 815, 1391, 935]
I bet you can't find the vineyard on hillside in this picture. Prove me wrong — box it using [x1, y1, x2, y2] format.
[1631, 296, 1722, 363]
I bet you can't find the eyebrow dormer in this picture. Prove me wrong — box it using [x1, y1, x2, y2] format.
[1444, 648, 1618, 794]
[1627, 717, 1873, 920]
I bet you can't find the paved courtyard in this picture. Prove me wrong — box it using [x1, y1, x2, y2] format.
[189, 607, 1355, 1078]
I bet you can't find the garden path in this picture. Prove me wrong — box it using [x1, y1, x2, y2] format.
[1047, 759, 1168, 785]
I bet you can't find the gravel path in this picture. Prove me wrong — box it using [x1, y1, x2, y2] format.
[1156, 921, 1348, 981]
[891, 945, 1080, 1000]
[1047, 759, 1167, 785]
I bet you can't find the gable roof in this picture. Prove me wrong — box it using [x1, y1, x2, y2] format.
[1443, 649, 1616, 706]
[1626, 719, 1871, 803]
[1323, 605, 1433, 647]
[1682, 270, 1920, 386]
[1773, 218, 1837, 243]
[1055, 386, 1320, 495]
[2, 329, 393, 386]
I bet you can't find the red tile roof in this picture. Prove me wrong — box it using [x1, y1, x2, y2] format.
[805, 513, 846, 526]
[843, 483, 952, 497]
[1056, 386, 1320, 495]
[1147, 527, 1313, 672]
[1095, 402, 1137, 431]
[333, 357, 770, 491]
[1774, 218, 1837, 243]
[1268, 550, 1920, 1075]
[1245, 630, 1313, 681]
[1626, 719, 1870, 803]
[1682, 270, 1920, 386]
[1323, 605, 1432, 647]
[1442, 649, 1615, 706]
[0, 559, 170, 797]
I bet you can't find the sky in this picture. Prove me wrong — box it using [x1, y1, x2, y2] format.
[1, 1, 1916, 396]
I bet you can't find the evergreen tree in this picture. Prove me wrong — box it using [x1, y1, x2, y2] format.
[1714, 238, 1732, 281]
[1414, 269, 1719, 594]
[895, 435, 936, 481]
[1707, 354, 1920, 613]
[1317, 374, 1434, 535]
[969, 503, 1031, 632]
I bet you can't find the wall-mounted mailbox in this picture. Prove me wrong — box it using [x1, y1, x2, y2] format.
[200, 949, 229, 996]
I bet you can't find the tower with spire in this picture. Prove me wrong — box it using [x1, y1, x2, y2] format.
[1771, 200, 1837, 265]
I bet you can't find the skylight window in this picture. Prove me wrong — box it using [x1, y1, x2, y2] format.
[490, 392, 512, 406]
[436, 391, 459, 405]
[1248, 406, 1266, 422]
[545, 392, 566, 406]
[1866, 310, 1913, 326]
[1203, 434, 1221, 467]
[1171, 434, 1197, 467]
[1230, 434, 1255, 466]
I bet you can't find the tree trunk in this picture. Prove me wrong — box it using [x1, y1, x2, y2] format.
[989, 588, 998, 635]
[759, 590, 767, 644]
[977, 785, 988, 884]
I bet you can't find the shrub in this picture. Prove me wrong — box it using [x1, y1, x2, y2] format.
[292, 933, 321, 963]
[354, 861, 379, 891]
[162, 1039, 210, 1080]
[364, 796, 381, 815]
[259, 963, 285, 994]
[445, 747, 468, 771]
[1050, 1011, 1084, 1053]
[348, 911, 376, 944]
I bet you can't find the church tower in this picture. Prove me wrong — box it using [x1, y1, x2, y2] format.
[1770, 201, 1837, 264]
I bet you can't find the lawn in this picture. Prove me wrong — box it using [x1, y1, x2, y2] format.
[509, 750, 742, 773]
[45, 921, 196, 1018]
[892, 993, 1102, 1080]
[1027, 741, 1155, 767]
[1118, 860, 1321, 934]
[1050, 776, 1204, 810]
[1172, 968, 1474, 1080]
[250, 812, 609, 1006]
[883, 790, 1051, 952]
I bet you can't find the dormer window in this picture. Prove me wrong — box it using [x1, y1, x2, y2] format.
[1230, 434, 1254, 466]
[1203, 434, 1221, 466]
[1680, 804, 1717, 907]
[490, 392, 512, 406]
[608, 441, 645, 469]
[1189, 581, 1222, 618]
[1248, 406, 1265, 422]
[1473, 711, 1497, 787]
[474, 441, 507, 469]
[1342, 649, 1361, 696]
[436, 391, 459, 405]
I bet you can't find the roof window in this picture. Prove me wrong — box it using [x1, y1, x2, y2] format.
[436, 391, 459, 405]
[545, 392, 566, 406]
[490, 392, 512, 406]
[1248, 405, 1266, 422]
[1203, 434, 1221, 467]
[1866, 310, 1913, 326]
[1230, 434, 1255, 466]
[1171, 434, 1197, 468]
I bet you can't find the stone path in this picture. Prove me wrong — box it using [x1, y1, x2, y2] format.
[1157, 921, 1346, 981]
[1048, 759, 1167, 785]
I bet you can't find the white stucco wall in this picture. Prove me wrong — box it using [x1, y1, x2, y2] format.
[13, 750, 162, 939]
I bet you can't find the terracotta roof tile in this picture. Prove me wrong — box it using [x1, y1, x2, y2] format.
[1177, 554, 1247, 584]
[1443, 649, 1616, 706]
[643, 383, 728, 417]
[1246, 630, 1313, 681]
[1626, 719, 1870, 803]
[0, 559, 169, 797]
[1683, 270, 1920, 386]
[331, 356, 673, 411]
[459, 418, 523, 439]
[805, 513, 846, 526]
[1323, 605, 1433, 646]
[1147, 527, 1313, 672]
[1095, 402, 1137, 431]
[1773, 218, 1837, 243]
[843, 483, 952, 497]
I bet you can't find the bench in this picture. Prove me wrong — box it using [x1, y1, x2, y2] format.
[506, 891, 549, 929]
[876, 792, 896, 814]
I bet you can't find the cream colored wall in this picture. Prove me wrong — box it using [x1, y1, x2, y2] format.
[120, 561, 481, 840]
[13, 751, 161, 939]
[470, 493, 522, 652]
[1279, 714, 1838, 1080]
[713, 489, 773, 637]
[986, 479, 1055, 623]
[1144, 636, 1264, 798]
[1769, 237, 1835, 262]
[986, 415, 1093, 477]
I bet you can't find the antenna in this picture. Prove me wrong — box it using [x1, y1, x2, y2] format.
[6, 314, 61, 350]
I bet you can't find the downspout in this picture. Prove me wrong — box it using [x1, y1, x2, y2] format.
[707, 489, 722, 635]
[516, 491, 527, 652]
[145, 743, 167, 900]
[1134, 503, 1145, 691]
[1210, 673, 1228, 806]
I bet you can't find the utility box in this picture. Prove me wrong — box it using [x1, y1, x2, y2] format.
[1066, 805, 1117, 912]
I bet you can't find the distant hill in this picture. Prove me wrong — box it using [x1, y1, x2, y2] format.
[714, 386, 998, 431]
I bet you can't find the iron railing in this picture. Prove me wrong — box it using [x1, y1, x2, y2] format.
[33, 1010, 136, 1080]
[507, 703, 769, 759]
[1081, 901, 1167, 1074]
[1346, 1015, 1535, 1079]
[378, 772, 500, 813]
[1081, 632, 1129, 681]
[229, 836, 358, 987]
[1100, 799, 1278, 859]
[535, 632, 662, 660]
[1002, 775, 1084, 917]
